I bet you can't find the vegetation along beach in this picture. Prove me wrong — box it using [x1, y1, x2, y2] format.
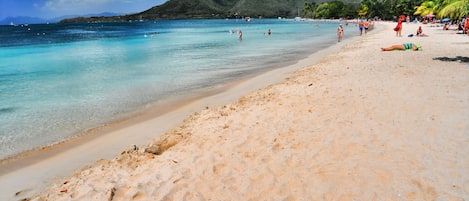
[0, 0, 468, 200]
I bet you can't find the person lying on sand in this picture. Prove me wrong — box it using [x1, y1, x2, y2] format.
[381, 43, 422, 51]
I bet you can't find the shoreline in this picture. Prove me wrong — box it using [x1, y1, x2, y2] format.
[0, 22, 353, 167]
[0, 19, 348, 163]
[0, 22, 360, 200]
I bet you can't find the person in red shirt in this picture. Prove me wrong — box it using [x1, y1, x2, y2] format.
[394, 19, 403, 37]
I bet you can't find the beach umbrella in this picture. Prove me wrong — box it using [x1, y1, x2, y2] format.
[425, 14, 435, 20]
[441, 18, 450, 22]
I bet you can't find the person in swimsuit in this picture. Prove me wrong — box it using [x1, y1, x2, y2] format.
[364, 20, 370, 34]
[416, 26, 428, 37]
[358, 20, 364, 36]
[337, 24, 344, 42]
[381, 43, 422, 51]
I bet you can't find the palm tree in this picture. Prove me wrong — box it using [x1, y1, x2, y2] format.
[438, 0, 469, 19]
[357, 3, 369, 18]
[414, 1, 439, 16]
[416, 0, 469, 19]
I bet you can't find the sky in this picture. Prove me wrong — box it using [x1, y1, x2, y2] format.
[0, 0, 168, 20]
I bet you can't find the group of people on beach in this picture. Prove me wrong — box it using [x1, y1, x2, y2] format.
[444, 17, 469, 35]
[383, 15, 469, 51]
[392, 15, 427, 37]
[336, 19, 372, 42]
[383, 16, 423, 51]
[232, 15, 467, 50]
[358, 20, 371, 35]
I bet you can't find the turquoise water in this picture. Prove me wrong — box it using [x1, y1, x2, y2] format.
[0, 19, 352, 159]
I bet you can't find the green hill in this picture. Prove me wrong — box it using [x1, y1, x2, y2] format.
[141, 0, 310, 19]
[60, 0, 361, 23]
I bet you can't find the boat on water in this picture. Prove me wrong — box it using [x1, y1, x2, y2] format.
[294, 8, 303, 21]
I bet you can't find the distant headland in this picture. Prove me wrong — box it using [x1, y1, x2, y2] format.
[59, 0, 360, 23]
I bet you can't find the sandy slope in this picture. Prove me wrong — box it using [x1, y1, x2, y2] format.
[23, 22, 469, 200]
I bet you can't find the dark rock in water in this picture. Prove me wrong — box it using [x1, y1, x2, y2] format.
[433, 56, 469, 63]
[0, 107, 16, 114]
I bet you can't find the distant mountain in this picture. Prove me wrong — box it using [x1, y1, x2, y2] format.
[0, 12, 121, 25]
[59, 0, 361, 23]
[50, 12, 122, 22]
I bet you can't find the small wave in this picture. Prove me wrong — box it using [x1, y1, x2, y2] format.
[60, 29, 97, 34]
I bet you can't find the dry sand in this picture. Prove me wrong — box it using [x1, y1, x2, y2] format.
[5, 21, 469, 201]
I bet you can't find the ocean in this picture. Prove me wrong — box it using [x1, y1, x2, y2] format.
[0, 18, 352, 160]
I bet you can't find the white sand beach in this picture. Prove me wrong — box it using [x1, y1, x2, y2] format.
[1, 21, 468, 201]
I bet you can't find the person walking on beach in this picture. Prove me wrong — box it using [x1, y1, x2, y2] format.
[337, 24, 344, 42]
[364, 20, 370, 34]
[358, 20, 364, 36]
[394, 19, 403, 37]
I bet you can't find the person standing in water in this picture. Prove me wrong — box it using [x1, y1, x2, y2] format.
[337, 24, 344, 42]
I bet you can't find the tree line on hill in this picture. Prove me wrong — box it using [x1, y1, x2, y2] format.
[303, 0, 468, 20]
[59, 0, 468, 23]
[60, 0, 359, 23]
